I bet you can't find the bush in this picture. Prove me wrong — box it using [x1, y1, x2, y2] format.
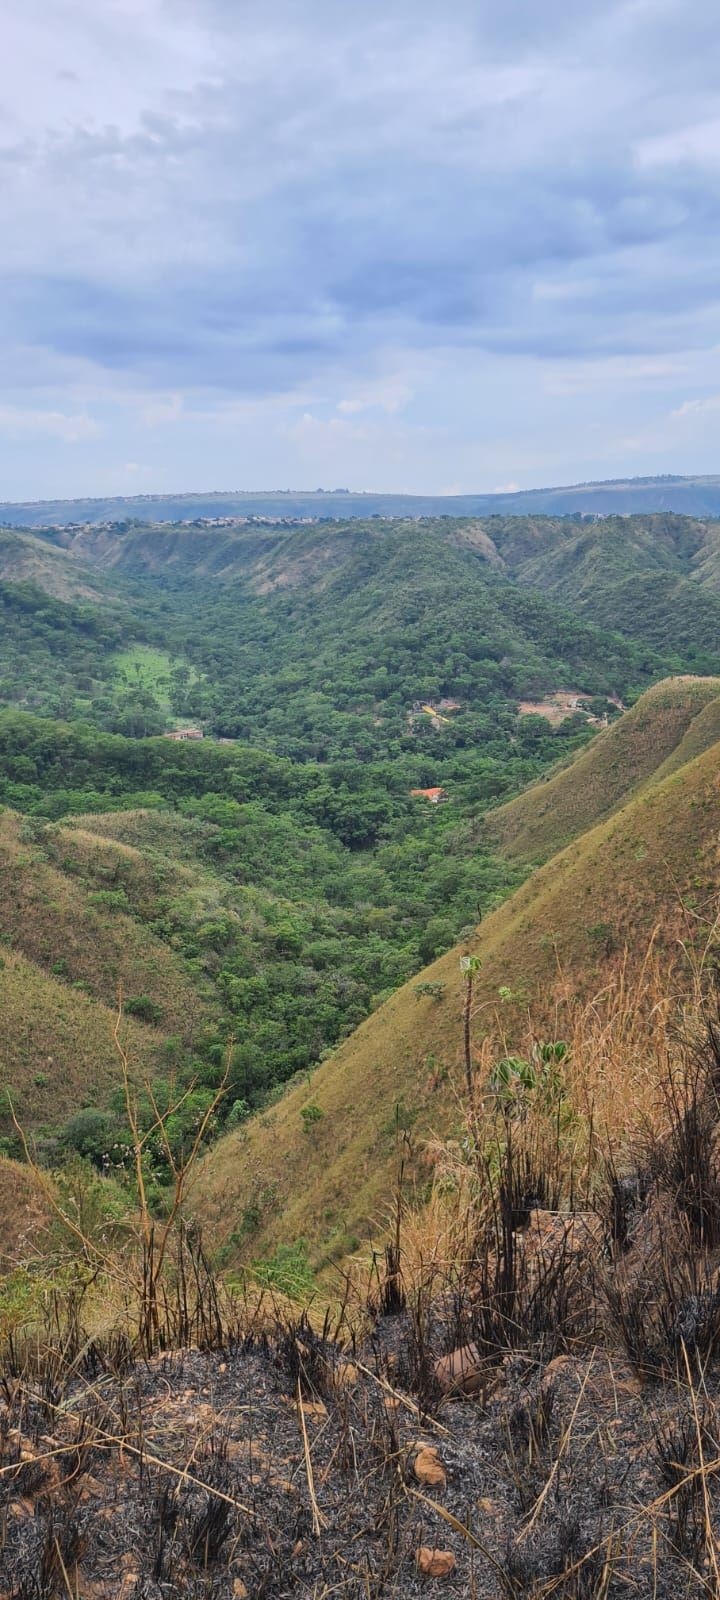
[59, 1108, 117, 1167]
[300, 1103, 324, 1135]
[124, 995, 162, 1025]
[253, 1241, 316, 1300]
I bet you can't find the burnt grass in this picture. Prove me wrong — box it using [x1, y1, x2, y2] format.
[6, 1022, 720, 1596]
[4, 1303, 720, 1600]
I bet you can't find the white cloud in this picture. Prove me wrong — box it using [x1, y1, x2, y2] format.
[671, 394, 720, 417]
[636, 117, 720, 170]
[337, 377, 413, 415]
[0, 406, 100, 442]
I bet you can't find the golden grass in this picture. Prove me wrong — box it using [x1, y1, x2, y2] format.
[0, 811, 212, 1033]
[489, 675, 720, 863]
[0, 946, 164, 1127]
[193, 711, 720, 1272]
[368, 924, 720, 1313]
[0, 1157, 51, 1268]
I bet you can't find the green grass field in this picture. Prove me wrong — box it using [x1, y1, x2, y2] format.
[112, 645, 177, 713]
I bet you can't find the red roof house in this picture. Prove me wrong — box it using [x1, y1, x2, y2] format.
[410, 786, 448, 804]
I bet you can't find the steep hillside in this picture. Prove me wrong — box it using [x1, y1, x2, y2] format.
[490, 514, 720, 662]
[0, 811, 213, 1030]
[488, 675, 720, 862]
[0, 944, 165, 1134]
[193, 685, 720, 1268]
[0, 527, 106, 602]
[0, 807, 223, 1143]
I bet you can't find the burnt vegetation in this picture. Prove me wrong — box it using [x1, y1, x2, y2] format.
[4, 1010, 720, 1594]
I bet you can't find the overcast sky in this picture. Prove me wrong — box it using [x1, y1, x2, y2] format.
[2, 0, 720, 498]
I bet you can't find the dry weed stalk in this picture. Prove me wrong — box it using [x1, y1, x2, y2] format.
[7, 991, 232, 1360]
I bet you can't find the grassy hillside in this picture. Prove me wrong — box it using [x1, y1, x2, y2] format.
[193, 681, 720, 1269]
[0, 806, 223, 1146]
[0, 811, 212, 1029]
[0, 527, 107, 602]
[0, 944, 166, 1135]
[488, 675, 720, 862]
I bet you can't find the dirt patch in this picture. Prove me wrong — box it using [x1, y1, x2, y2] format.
[517, 691, 593, 725]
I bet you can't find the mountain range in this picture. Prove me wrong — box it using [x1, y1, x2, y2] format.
[7, 472, 720, 527]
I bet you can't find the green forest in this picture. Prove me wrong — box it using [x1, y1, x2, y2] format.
[2, 510, 720, 1168]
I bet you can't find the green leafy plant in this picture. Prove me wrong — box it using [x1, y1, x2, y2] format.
[413, 980, 446, 1001]
[300, 1102, 324, 1135]
[489, 1040, 569, 1117]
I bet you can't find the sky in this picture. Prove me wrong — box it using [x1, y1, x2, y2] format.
[1, 0, 720, 499]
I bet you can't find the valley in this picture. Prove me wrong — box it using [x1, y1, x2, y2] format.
[0, 512, 719, 1161]
[2, 511, 720, 1596]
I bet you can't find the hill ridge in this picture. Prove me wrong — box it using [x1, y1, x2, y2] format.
[193, 677, 720, 1267]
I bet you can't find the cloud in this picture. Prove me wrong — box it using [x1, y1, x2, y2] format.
[1, 0, 720, 494]
[0, 406, 100, 443]
[671, 394, 720, 418]
[337, 377, 414, 415]
[636, 118, 720, 170]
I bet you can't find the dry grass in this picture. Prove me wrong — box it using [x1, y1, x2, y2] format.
[0, 947, 166, 1131]
[193, 719, 720, 1271]
[489, 675, 720, 863]
[8, 971, 720, 1594]
[0, 810, 212, 1030]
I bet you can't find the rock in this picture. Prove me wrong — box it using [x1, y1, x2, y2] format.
[8, 1499, 33, 1520]
[434, 1342, 484, 1397]
[413, 1446, 447, 1489]
[416, 1547, 456, 1577]
[296, 1398, 327, 1420]
[333, 1361, 359, 1389]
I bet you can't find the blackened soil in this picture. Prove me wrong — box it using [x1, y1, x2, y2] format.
[1, 1324, 719, 1599]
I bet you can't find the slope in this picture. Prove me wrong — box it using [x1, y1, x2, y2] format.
[193, 687, 720, 1269]
[0, 807, 228, 1145]
[490, 514, 720, 664]
[0, 527, 106, 603]
[0, 943, 166, 1135]
[487, 675, 720, 863]
[0, 810, 214, 1029]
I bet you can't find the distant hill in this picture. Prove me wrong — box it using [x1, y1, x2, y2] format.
[7, 474, 720, 527]
[26, 512, 720, 689]
[0, 526, 107, 602]
[192, 676, 720, 1269]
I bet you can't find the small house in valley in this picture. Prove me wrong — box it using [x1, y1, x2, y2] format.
[410, 786, 448, 804]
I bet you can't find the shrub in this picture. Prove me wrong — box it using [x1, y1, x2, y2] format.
[300, 1103, 324, 1135]
[124, 995, 162, 1025]
[253, 1241, 316, 1300]
[59, 1108, 116, 1167]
